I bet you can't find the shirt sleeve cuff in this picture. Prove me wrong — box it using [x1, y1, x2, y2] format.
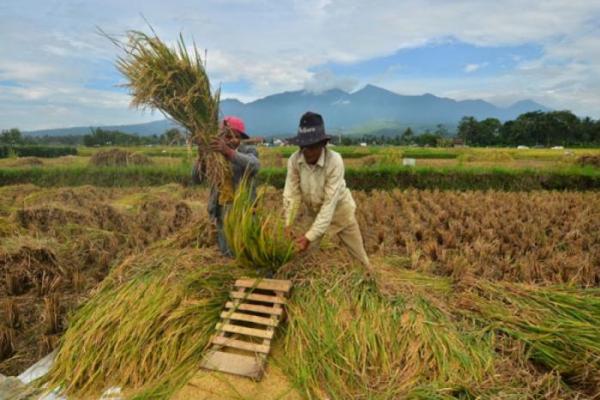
[305, 229, 320, 243]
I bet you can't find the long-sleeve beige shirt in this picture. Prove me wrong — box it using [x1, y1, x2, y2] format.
[283, 148, 356, 242]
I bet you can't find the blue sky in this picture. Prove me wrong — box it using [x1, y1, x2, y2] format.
[322, 41, 543, 78]
[1, 0, 599, 130]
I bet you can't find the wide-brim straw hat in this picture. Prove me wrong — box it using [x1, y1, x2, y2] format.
[287, 111, 331, 147]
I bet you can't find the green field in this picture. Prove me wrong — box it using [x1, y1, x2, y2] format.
[0, 146, 598, 191]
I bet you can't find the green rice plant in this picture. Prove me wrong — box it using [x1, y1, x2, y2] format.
[283, 269, 493, 399]
[111, 29, 226, 188]
[2, 163, 600, 190]
[402, 149, 459, 159]
[459, 280, 600, 392]
[41, 248, 246, 399]
[0, 145, 77, 159]
[224, 177, 295, 274]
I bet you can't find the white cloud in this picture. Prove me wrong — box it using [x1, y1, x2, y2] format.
[0, 61, 59, 82]
[1, 0, 600, 129]
[464, 63, 488, 73]
[303, 69, 358, 94]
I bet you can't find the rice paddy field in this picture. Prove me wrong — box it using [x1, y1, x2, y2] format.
[0, 147, 599, 399]
[1, 145, 599, 171]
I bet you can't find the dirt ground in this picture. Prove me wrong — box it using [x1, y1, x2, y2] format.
[172, 355, 302, 400]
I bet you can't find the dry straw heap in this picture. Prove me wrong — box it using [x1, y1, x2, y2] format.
[0, 184, 207, 376]
[89, 149, 152, 167]
[0, 185, 597, 399]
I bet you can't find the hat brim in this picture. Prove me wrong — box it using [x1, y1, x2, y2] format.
[229, 129, 249, 140]
[287, 134, 331, 147]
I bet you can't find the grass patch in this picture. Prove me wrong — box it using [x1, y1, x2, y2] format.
[261, 164, 600, 191]
[0, 145, 77, 159]
[402, 149, 458, 159]
[2, 163, 599, 190]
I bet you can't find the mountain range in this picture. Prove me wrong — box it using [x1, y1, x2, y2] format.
[26, 85, 550, 137]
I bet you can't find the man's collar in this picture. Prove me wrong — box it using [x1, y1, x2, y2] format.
[298, 148, 326, 167]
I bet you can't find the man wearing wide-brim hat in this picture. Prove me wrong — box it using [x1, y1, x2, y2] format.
[283, 111, 370, 268]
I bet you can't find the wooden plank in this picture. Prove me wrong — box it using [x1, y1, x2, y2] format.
[216, 323, 274, 339]
[220, 311, 278, 327]
[235, 278, 292, 293]
[211, 336, 270, 354]
[259, 289, 284, 365]
[225, 302, 283, 316]
[201, 350, 263, 379]
[230, 291, 287, 304]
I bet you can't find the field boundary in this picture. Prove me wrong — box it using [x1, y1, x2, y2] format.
[1, 165, 599, 191]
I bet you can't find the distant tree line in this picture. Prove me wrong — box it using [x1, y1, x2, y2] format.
[82, 127, 187, 146]
[335, 111, 600, 147]
[3, 109, 600, 149]
[0, 127, 187, 147]
[337, 125, 452, 147]
[457, 111, 600, 147]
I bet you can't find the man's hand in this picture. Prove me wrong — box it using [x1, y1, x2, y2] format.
[295, 235, 310, 252]
[210, 137, 235, 158]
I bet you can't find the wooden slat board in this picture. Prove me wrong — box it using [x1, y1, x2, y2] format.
[220, 311, 278, 326]
[224, 302, 283, 316]
[230, 291, 287, 304]
[235, 278, 293, 293]
[211, 337, 270, 354]
[200, 351, 263, 379]
[215, 323, 275, 339]
[201, 278, 292, 380]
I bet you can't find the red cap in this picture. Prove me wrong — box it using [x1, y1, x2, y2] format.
[222, 116, 249, 139]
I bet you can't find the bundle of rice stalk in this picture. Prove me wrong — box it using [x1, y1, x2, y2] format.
[283, 270, 492, 399]
[89, 149, 152, 167]
[41, 248, 247, 399]
[458, 280, 600, 392]
[224, 177, 295, 274]
[113, 29, 226, 187]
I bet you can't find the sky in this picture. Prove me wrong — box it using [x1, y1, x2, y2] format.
[1, 0, 599, 130]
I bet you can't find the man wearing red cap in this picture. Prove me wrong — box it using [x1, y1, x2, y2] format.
[192, 116, 260, 256]
[283, 111, 370, 268]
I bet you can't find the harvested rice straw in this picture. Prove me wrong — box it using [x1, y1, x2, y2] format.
[111, 29, 227, 187]
[41, 248, 245, 399]
[283, 270, 493, 399]
[458, 279, 600, 392]
[224, 177, 295, 274]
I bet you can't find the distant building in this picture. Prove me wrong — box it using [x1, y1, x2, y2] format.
[402, 158, 416, 167]
[452, 138, 465, 148]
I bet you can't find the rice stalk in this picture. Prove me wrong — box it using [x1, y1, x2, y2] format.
[3, 298, 20, 330]
[224, 177, 295, 274]
[112, 29, 227, 188]
[458, 279, 600, 393]
[0, 327, 15, 361]
[283, 269, 492, 399]
[41, 295, 61, 335]
[41, 248, 248, 398]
